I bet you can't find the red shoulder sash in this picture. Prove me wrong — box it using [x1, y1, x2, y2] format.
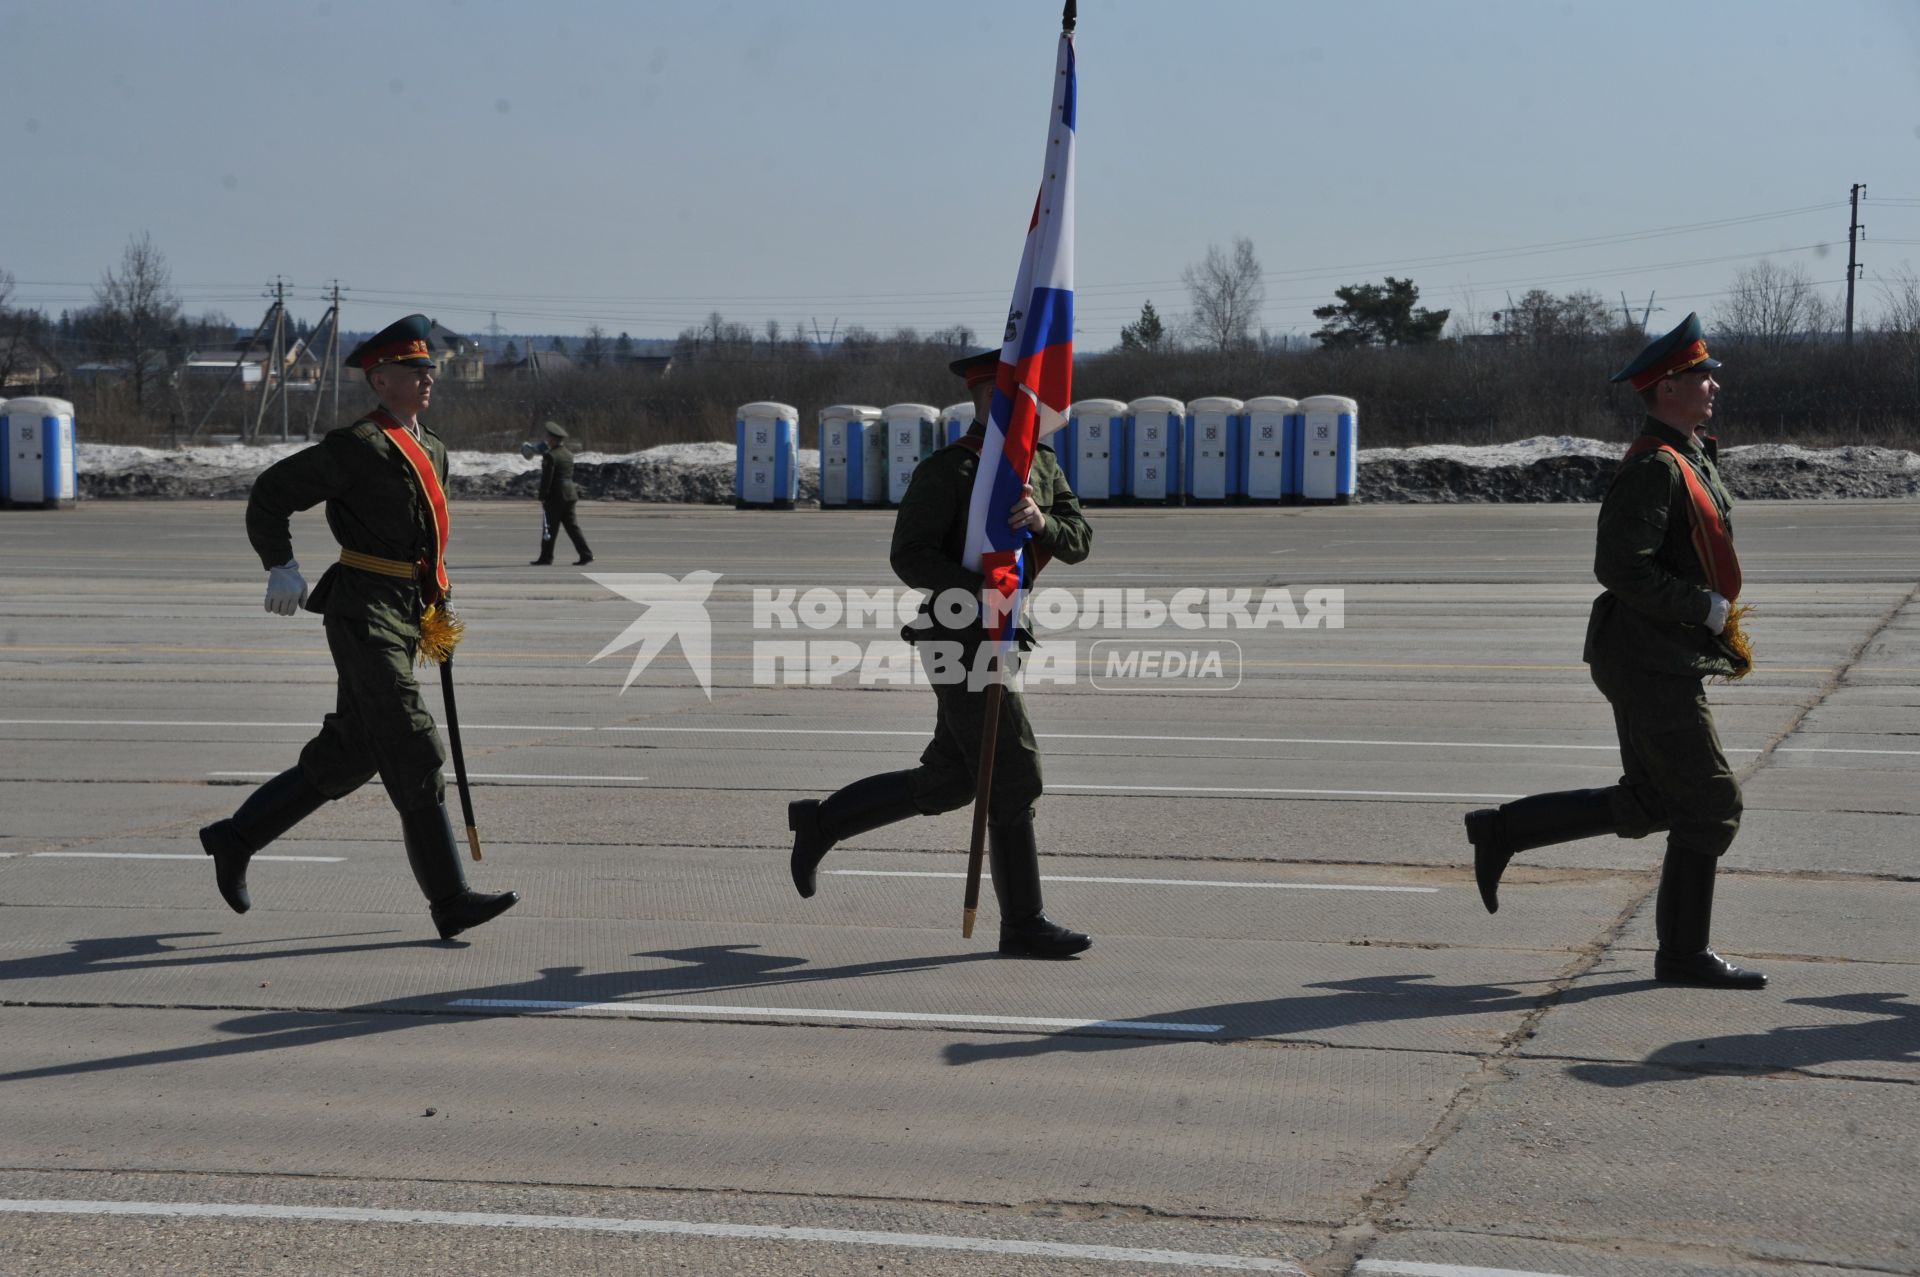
[1621, 436, 1740, 601]
[369, 409, 451, 603]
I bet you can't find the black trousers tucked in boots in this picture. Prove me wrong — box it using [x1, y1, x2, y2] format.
[199, 766, 331, 913]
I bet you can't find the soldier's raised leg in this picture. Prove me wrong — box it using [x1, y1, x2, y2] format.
[199, 767, 331, 914]
[788, 770, 922, 898]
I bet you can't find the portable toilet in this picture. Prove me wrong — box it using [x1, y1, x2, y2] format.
[1060, 398, 1126, 503]
[940, 401, 975, 448]
[1297, 395, 1358, 505]
[1124, 396, 1184, 504]
[817, 405, 881, 508]
[1184, 396, 1242, 504]
[1, 396, 78, 510]
[881, 402, 939, 505]
[1240, 396, 1298, 503]
[734, 401, 799, 509]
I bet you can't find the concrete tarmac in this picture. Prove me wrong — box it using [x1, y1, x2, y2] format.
[0, 497, 1914, 1276]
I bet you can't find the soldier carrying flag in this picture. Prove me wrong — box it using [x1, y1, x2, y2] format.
[199, 313, 519, 942]
[785, 6, 1094, 958]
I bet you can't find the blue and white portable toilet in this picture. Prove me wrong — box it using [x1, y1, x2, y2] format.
[1240, 396, 1298, 503]
[881, 402, 939, 505]
[940, 401, 975, 448]
[0, 396, 78, 510]
[1124, 396, 1184, 504]
[1060, 398, 1126, 502]
[1184, 396, 1243, 504]
[817, 404, 881, 508]
[1297, 394, 1358, 504]
[735, 401, 799, 509]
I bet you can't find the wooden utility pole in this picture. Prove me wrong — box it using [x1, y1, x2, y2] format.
[1844, 183, 1865, 348]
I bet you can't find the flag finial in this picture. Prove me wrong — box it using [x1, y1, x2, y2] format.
[1063, 0, 1076, 34]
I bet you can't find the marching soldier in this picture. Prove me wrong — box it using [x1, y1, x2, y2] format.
[1465, 313, 1764, 988]
[199, 314, 519, 941]
[786, 348, 1094, 958]
[529, 420, 592, 566]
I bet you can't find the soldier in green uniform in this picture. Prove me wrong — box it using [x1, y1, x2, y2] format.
[529, 421, 592, 566]
[198, 314, 520, 941]
[786, 348, 1095, 957]
[1464, 313, 1764, 988]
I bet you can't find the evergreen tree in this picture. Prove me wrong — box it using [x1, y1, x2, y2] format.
[1311, 277, 1449, 348]
[1118, 300, 1170, 353]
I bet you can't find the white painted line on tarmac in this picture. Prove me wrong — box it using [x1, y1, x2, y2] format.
[209, 771, 646, 783]
[449, 998, 1223, 1035]
[0, 1199, 1304, 1272]
[827, 869, 1439, 894]
[1052, 784, 1525, 801]
[1356, 1261, 1578, 1277]
[24, 718, 1919, 759]
[30, 852, 343, 862]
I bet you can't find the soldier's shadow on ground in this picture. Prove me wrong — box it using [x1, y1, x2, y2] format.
[939, 972, 1660, 1067]
[1564, 992, 1920, 1087]
[0, 936, 992, 1086]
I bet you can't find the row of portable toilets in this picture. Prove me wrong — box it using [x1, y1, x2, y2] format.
[735, 396, 1358, 508]
[0, 397, 79, 509]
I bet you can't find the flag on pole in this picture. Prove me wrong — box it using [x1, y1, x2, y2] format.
[960, 21, 1076, 653]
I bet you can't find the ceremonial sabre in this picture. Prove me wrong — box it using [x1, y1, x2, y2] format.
[960, 678, 1006, 939]
[439, 656, 483, 860]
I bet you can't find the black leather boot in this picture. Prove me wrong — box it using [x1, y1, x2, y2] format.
[198, 767, 329, 914]
[989, 814, 1091, 958]
[787, 771, 922, 898]
[1653, 848, 1766, 988]
[1464, 787, 1617, 914]
[401, 803, 520, 940]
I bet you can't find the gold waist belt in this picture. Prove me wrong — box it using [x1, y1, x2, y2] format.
[338, 548, 418, 580]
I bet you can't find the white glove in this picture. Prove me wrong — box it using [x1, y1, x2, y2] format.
[265, 560, 309, 616]
[1704, 591, 1731, 636]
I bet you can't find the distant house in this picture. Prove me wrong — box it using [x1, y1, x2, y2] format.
[180, 335, 322, 391]
[1, 337, 64, 392]
[427, 321, 485, 384]
[491, 348, 575, 381]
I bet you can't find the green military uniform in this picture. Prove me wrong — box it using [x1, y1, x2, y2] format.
[1584, 418, 1743, 857]
[1465, 311, 1763, 988]
[246, 415, 451, 813]
[531, 422, 592, 565]
[785, 346, 1095, 958]
[890, 431, 1092, 818]
[199, 313, 517, 941]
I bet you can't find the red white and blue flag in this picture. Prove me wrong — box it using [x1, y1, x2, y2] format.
[961, 23, 1076, 653]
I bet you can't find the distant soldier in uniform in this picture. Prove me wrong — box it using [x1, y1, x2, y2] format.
[529, 421, 592, 566]
[1465, 313, 1764, 988]
[786, 348, 1095, 957]
[198, 313, 520, 941]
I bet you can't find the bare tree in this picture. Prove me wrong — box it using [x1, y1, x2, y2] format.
[0, 266, 18, 386]
[1715, 259, 1838, 348]
[1182, 237, 1265, 352]
[94, 232, 183, 413]
[581, 323, 608, 367]
[1876, 264, 1920, 399]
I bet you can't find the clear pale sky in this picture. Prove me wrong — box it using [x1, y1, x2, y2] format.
[6, 0, 1919, 349]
